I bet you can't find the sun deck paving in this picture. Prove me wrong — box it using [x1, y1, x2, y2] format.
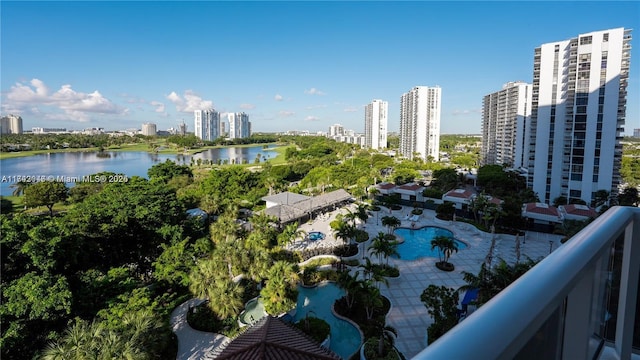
[362, 206, 563, 359]
[172, 203, 563, 360]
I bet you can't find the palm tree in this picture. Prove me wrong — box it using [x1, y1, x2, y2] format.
[9, 181, 31, 197]
[331, 216, 356, 245]
[374, 321, 398, 358]
[360, 281, 383, 320]
[381, 216, 401, 235]
[430, 235, 459, 270]
[207, 280, 244, 319]
[369, 232, 388, 264]
[261, 261, 299, 315]
[337, 271, 362, 310]
[355, 202, 370, 224]
[277, 222, 306, 247]
[460, 258, 539, 306]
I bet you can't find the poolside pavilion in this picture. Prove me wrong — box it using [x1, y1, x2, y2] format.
[260, 189, 353, 225]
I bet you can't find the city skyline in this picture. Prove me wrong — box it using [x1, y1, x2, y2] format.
[1, 1, 638, 134]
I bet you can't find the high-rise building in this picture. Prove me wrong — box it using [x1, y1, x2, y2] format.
[527, 28, 631, 205]
[0, 114, 23, 134]
[178, 121, 187, 135]
[481, 82, 532, 168]
[365, 100, 388, 150]
[633, 128, 640, 138]
[194, 109, 220, 141]
[228, 112, 251, 139]
[399, 86, 441, 161]
[141, 123, 157, 136]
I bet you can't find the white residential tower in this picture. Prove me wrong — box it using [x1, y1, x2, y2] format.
[365, 99, 388, 150]
[399, 86, 441, 161]
[527, 28, 631, 205]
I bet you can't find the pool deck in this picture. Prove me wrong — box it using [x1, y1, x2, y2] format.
[361, 206, 563, 358]
[170, 203, 562, 360]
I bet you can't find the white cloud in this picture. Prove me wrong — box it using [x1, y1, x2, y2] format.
[343, 107, 358, 112]
[166, 90, 214, 112]
[279, 110, 295, 117]
[240, 103, 256, 110]
[304, 87, 326, 96]
[274, 94, 283, 101]
[150, 101, 165, 113]
[305, 115, 320, 121]
[3, 78, 126, 122]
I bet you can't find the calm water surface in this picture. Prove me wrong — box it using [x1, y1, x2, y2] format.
[0, 145, 276, 196]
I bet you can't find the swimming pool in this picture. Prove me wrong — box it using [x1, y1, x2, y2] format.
[294, 282, 362, 359]
[394, 226, 467, 261]
[308, 231, 325, 241]
[238, 283, 361, 358]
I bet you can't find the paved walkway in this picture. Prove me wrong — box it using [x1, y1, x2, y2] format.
[361, 206, 563, 358]
[169, 204, 563, 360]
[170, 298, 229, 360]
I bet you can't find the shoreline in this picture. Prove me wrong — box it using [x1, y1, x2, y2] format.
[0, 142, 286, 160]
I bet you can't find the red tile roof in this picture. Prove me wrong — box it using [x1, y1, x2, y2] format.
[561, 204, 598, 218]
[444, 189, 474, 199]
[377, 183, 396, 190]
[524, 203, 560, 216]
[216, 316, 340, 360]
[398, 183, 422, 191]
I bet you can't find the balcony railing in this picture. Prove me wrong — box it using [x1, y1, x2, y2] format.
[413, 206, 640, 360]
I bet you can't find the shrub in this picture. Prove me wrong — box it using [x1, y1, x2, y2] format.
[411, 208, 423, 215]
[295, 317, 331, 343]
[423, 188, 444, 199]
[333, 244, 358, 257]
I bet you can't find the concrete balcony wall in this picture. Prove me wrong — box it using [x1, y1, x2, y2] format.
[413, 206, 640, 360]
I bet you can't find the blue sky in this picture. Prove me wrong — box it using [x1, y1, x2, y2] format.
[1, 1, 639, 134]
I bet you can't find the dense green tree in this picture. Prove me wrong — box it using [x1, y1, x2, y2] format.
[23, 181, 68, 216]
[430, 168, 460, 192]
[420, 285, 459, 344]
[618, 186, 640, 206]
[147, 159, 193, 182]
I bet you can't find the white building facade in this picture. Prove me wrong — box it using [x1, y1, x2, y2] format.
[399, 86, 441, 161]
[194, 109, 220, 141]
[329, 124, 344, 137]
[481, 81, 532, 168]
[227, 112, 251, 139]
[0, 114, 23, 134]
[364, 99, 388, 150]
[528, 28, 631, 205]
[141, 123, 157, 136]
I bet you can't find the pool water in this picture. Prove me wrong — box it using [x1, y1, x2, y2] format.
[308, 231, 326, 241]
[239, 298, 266, 325]
[294, 282, 361, 359]
[238, 283, 361, 358]
[394, 227, 467, 261]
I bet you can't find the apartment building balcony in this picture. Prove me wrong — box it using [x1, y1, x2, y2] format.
[413, 206, 640, 360]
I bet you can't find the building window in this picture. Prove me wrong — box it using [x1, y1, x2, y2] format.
[570, 190, 582, 198]
[603, 33, 609, 42]
[580, 36, 593, 45]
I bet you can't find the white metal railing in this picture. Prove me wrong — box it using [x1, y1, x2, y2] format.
[413, 206, 640, 360]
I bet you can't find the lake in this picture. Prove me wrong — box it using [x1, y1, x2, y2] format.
[0, 144, 277, 196]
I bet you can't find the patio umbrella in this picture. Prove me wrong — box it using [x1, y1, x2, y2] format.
[515, 234, 521, 263]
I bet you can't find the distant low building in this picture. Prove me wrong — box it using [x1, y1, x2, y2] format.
[32, 127, 68, 134]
